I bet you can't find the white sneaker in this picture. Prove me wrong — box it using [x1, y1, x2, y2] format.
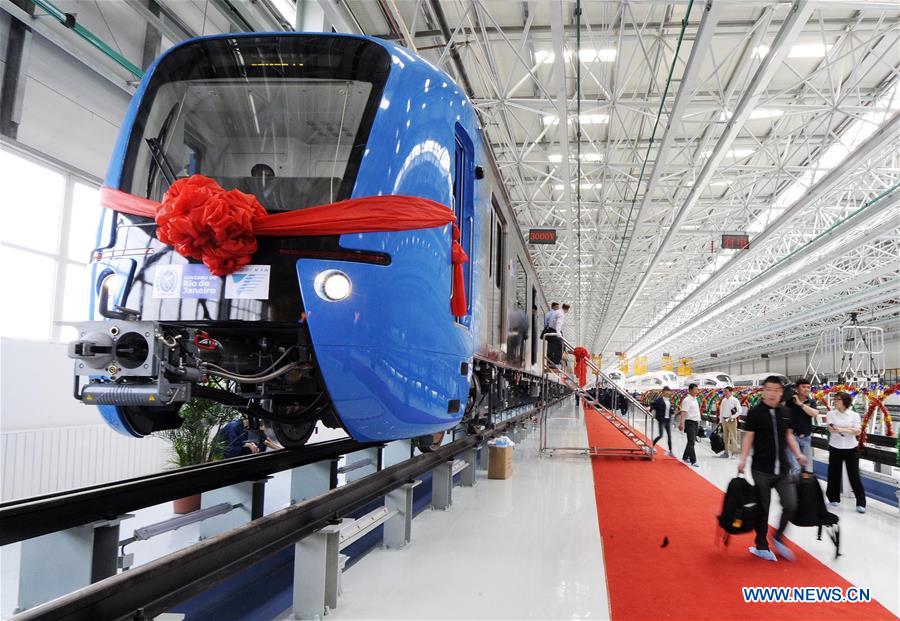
[749, 547, 777, 562]
[829, 501, 840, 507]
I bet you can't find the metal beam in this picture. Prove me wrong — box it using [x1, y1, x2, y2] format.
[637, 188, 900, 357]
[0, 0, 33, 139]
[598, 0, 814, 352]
[0, 0, 133, 92]
[595, 0, 722, 344]
[629, 111, 900, 355]
[317, 0, 364, 34]
[122, 0, 187, 44]
[548, 0, 576, 338]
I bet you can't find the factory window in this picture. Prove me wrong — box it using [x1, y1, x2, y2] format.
[0, 149, 103, 342]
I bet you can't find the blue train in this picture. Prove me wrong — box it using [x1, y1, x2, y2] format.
[67, 33, 556, 450]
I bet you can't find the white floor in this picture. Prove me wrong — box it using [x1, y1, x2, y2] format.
[298, 399, 611, 620]
[2, 402, 897, 620]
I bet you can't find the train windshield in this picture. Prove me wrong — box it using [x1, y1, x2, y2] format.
[121, 36, 389, 211]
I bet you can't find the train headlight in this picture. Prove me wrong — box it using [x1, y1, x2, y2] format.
[315, 270, 352, 301]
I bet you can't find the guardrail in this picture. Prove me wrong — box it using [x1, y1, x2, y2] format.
[0, 438, 369, 546]
[11, 396, 567, 621]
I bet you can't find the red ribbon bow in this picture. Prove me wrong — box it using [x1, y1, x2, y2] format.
[100, 175, 469, 316]
[573, 347, 591, 387]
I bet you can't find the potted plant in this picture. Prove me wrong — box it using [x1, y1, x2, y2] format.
[156, 397, 237, 514]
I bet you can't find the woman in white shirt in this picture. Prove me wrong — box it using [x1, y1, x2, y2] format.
[825, 391, 866, 513]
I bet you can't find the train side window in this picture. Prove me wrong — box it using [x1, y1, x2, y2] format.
[452, 124, 474, 319]
[492, 195, 504, 290]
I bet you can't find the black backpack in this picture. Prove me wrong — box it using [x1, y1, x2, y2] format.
[791, 472, 841, 558]
[709, 428, 725, 454]
[718, 476, 761, 536]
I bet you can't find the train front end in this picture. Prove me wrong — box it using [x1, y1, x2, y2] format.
[66, 34, 474, 447]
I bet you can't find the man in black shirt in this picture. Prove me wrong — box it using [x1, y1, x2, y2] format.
[738, 376, 807, 562]
[785, 378, 818, 477]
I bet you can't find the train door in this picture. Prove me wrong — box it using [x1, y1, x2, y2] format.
[452, 124, 474, 326]
[490, 194, 506, 346]
[531, 286, 538, 365]
[507, 257, 527, 366]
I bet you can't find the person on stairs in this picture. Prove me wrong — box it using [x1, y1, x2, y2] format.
[718, 386, 742, 459]
[678, 383, 702, 467]
[738, 376, 807, 562]
[825, 391, 866, 514]
[544, 303, 569, 369]
[650, 386, 674, 456]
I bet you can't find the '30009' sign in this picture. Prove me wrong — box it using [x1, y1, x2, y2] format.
[528, 229, 557, 244]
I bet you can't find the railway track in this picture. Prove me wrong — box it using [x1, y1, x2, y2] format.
[10, 396, 566, 621]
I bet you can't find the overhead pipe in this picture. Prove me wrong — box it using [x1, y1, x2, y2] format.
[29, 0, 144, 79]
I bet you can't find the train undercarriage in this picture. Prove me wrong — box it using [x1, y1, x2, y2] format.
[68, 317, 558, 451]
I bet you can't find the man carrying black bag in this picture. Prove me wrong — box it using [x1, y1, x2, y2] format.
[738, 376, 807, 562]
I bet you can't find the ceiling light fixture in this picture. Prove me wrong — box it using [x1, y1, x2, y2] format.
[542, 113, 609, 126]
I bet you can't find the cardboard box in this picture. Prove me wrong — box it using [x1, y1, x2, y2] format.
[488, 445, 513, 480]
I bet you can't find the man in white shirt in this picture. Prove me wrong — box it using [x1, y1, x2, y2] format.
[544, 304, 569, 368]
[543, 302, 559, 330]
[718, 386, 742, 459]
[679, 383, 701, 467]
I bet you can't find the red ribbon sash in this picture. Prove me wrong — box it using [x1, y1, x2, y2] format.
[573, 347, 590, 388]
[100, 175, 468, 316]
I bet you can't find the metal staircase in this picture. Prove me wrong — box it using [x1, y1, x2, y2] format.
[539, 336, 653, 460]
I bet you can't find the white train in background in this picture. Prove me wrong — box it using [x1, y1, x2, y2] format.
[731, 372, 789, 387]
[624, 371, 681, 392]
[683, 372, 734, 389]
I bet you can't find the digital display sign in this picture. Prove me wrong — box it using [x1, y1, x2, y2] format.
[528, 229, 557, 244]
[722, 234, 751, 250]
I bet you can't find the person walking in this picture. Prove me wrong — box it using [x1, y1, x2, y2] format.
[825, 391, 866, 513]
[718, 386, 741, 459]
[650, 386, 674, 456]
[786, 378, 818, 476]
[738, 376, 807, 562]
[679, 383, 701, 467]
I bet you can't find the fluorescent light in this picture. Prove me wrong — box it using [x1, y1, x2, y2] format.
[754, 44, 833, 59]
[578, 48, 617, 62]
[553, 182, 602, 191]
[548, 153, 603, 163]
[542, 113, 609, 126]
[699, 148, 755, 159]
[535, 49, 617, 64]
[686, 179, 730, 187]
[720, 108, 784, 121]
[789, 44, 833, 58]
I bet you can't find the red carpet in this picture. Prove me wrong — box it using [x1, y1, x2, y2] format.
[583, 406, 897, 620]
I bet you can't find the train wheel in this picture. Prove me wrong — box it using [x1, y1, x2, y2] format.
[269, 403, 317, 449]
[412, 431, 445, 452]
[271, 419, 316, 449]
